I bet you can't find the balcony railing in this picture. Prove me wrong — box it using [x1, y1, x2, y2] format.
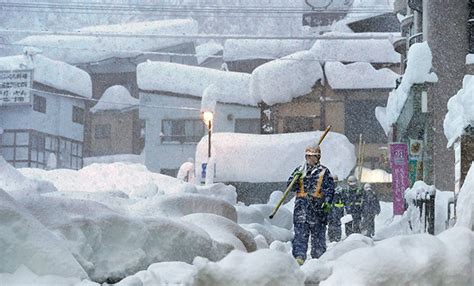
[408, 33, 423, 47]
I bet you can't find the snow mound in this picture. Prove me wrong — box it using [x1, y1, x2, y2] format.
[319, 234, 374, 263]
[90, 85, 138, 113]
[114, 262, 196, 286]
[129, 193, 238, 222]
[182, 213, 257, 252]
[195, 183, 237, 205]
[456, 164, 474, 230]
[0, 265, 97, 286]
[193, 249, 305, 286]
[0, 189, 88, 279]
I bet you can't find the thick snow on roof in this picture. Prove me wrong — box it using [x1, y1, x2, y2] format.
[223, 39, 313, 61]
[16, 19, 198, 64]
[195, 131, 356, 183]
[376, 42, 438, 135]
[310, 38, 400, 63]
[325, 62, 399, 90]
[250, 50, 323, 105]
[0, 52, 92, 98]
[137, 61, 256, 106]
[443, 75, 474, 147]
[196, 41, 223, 65]
[90, 85, 138, 113]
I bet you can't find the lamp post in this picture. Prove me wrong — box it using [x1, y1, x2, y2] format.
[202, 111, 213, 159]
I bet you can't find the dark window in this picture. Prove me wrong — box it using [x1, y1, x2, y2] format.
[72, 106, 84, 125]
[283, 116, 318, 133]
[161, 168, 179, 177]
[235, 119, 260, 134]
[33, 95, 46, 113]
[345, 99, 386, 144]
[94, 124, 111, 139]
[162, 119, 205, 143]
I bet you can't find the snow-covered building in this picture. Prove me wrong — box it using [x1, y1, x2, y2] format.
[137, 61, 260, 175]
[0, 51, 92, 169]
[16, 19, 199, 157]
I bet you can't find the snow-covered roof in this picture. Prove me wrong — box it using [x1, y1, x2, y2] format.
[443, 75, 474, 147]
[325, 62, 399, 90]
[223, 39, 313, 62]
[16, 19, 198, 64]
[0, 52, 92, 98]
[310, 38, 401, 63]
[90, 85, 138, 113]
[250, 50, 323, 105]
[137, 61, 256, 106]
[195, 131, 356, 183]
[196, 41, 223, 65]
[376, 42, 438, 136]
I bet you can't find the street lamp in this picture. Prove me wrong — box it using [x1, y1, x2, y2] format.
[201, 111, 213, 159]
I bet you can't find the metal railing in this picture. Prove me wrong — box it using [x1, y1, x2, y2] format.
[408, 32, 423, 47]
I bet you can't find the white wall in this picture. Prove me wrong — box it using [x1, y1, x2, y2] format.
[140, 91, 260, 173]
[0, 90, 85, 141]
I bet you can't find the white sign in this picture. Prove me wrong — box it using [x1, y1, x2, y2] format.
[0, 70, 33, 105]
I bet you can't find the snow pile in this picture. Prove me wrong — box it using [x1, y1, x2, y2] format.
[90, 85, 138, 113]
[223, 39, 313, 61]
[137, 61, 256, 106]
[196, 41, 223, 65]
[0, 52, 92, 98]
[83, 154, 144, 166]
[443, 75, 474, 147]
[456, 163, 474, 230]
[17, 19, 198, 64]
[376, 42, 438, 135]
[196, 131, 356, 182]
[325, 62, 398, 90]
[250, 50, 323, 105]
[0, 266, 96, 286]
[310, 38, 400, 63]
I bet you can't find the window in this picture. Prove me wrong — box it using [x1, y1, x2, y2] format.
[72, 106, 84, 125]
[33, 95, 46, 113]
[94, 124, 111, 139]
[235, 119, 260, 134]
[162, 119, 204, 143]
[283, 116, 318, 133]
[345, 99, 386, 144]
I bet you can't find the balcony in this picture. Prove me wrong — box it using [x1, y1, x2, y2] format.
[408, 33, 423, 47]
[393, 37, 407, 55]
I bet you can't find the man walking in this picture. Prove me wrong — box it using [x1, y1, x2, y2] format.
[328, 175, 344, 242]
[288, 145, 334, 265]
[361, 183, 381, 237]
[344, 175, 364, 236]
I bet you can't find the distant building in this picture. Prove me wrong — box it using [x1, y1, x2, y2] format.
[16, 19, 199, 157]
[137, 62, 260, 176]
[0, 52, 92, 169]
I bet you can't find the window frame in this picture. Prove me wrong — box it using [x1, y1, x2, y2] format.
[72, 105, 85, 125]
[161, 119, 205, 144]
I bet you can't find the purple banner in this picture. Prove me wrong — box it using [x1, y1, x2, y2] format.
[389, 143, 410, 215]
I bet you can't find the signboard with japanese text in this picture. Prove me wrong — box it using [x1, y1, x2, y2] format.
[389, 143, 410, 215]
[0, 70, 33, 105]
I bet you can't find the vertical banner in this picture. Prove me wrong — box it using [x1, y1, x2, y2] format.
[390, 143, 409, 215]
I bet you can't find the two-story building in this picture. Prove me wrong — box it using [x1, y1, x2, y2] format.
[137, 61, 260, 176]
[0, 51, 92, 169]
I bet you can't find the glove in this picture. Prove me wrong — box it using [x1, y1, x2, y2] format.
[292, 170, 303, 178]
[322, 202, 331, 213]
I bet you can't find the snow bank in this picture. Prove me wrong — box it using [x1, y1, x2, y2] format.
[83, 154, 144, 166]
[0, 266, 97, 286]
[325, 61, 398, 90]
[17, 19, 198, 64]
[114, 262, 196, 286]
[0, 53, 92, 98]
[193, 249, 305, 286]
[195, 131, 356, 182]
[250, 50, 323, 105]
[376, 42, 438, 135]
[223, 39, 312, 61]
[137, 61, 255, 106]
[443, 75, 474, 147]
[90, 85, 138, 113]
[196, 41, 223, 65]
[310, 38, 400, 63]
[456, 164, 474, 230]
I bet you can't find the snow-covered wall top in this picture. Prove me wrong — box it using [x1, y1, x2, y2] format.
[137, 61, 255, 106]
[90, 85, 138, 113]
[310, 38, 400, 63]
[325, 62, 399, 90]
[250, 50, 323, 105]
[195, 131, 356, 183]
[196, 41, 223, 65]
[16, 19, 198, 64]
[375, 42, 438, 136]
[223, 39, 313, 62]
[0, 52, 92, 98]
[443, 75, 474, 147]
